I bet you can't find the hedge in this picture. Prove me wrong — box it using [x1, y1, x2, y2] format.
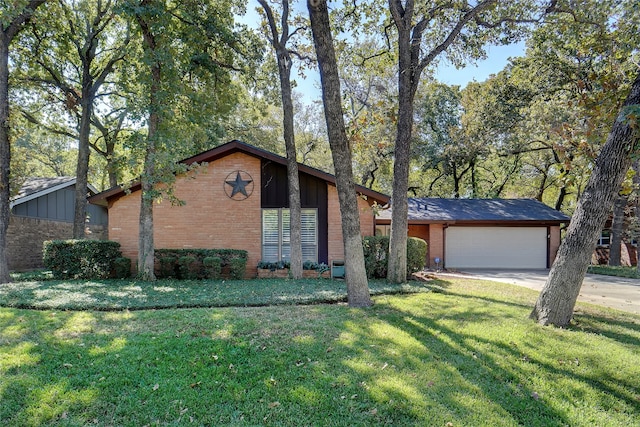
[43, 240, 126, 279]
[154, 249, 248, 279]
[362, 236, 427, 279]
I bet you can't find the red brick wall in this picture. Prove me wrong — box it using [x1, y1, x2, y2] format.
[109, 153, 378, 277]
[427, 224, 444, 268]
[327, 185, 376, 264]
[7, 215, 106, 271]
[109, 153, 262, 277]
[549, 225, 560, 267]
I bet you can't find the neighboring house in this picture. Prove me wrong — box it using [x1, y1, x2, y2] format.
[376, 198, 570, 270]
[593, 219, 637, 266]
[8, 176, 108, 270]
[88, 140, 389, 277]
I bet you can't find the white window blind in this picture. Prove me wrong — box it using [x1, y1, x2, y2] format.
[262, 208, 317, 263]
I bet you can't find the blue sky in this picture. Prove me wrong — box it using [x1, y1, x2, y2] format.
[238, 2, 527, 104]
[290, 41, 526, 104]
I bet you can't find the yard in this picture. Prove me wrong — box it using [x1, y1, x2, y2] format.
[1, 276, 638, 426]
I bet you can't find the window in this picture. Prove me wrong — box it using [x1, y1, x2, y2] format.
[262, 208, 318, 263]
[375, 224, 390, 236]
[597, 231, 611, 246]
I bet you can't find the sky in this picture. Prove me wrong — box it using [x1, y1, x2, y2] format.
[289, 42, 526, 105]
[237, 2, 527, 105]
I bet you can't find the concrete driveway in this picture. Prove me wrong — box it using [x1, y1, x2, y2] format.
[436, 269, 640, 314]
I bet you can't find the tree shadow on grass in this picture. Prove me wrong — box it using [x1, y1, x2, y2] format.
[365, 295, 640, 425]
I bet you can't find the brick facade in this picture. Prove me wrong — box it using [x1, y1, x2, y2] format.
[327, 185, 376, 264]
[7, 215, 107, 271]
[107, 152, 379, 277]
[109, 153, 262, 276]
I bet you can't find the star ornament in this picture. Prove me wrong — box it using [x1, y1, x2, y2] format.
[224, 170, 254, 200]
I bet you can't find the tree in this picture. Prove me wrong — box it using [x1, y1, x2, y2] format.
[530, 70, 640, 327]
[258, 0, 304, 279]
[307, 0, 371, 307]
[386, 0, 546, 283]
[0, 0, 46, 284]
[124, 0, 257, 279]
[16, 0, 130, 238]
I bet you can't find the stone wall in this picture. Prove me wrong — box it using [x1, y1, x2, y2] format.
[7, 215, 107, 271]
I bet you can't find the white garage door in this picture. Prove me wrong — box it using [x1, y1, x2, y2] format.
[445, 226, 547, 269]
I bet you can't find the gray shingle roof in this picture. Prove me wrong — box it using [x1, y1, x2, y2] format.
[12, 176, 76, 201]
[377, 198, 570, 222]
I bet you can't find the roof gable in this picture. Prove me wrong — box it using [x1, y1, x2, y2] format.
[11, 177, 99, 208]
[377, 198, 570, 223]
[89, 140, 390, 205]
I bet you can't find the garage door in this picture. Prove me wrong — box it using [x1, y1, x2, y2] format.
[445, 226, 547, 269]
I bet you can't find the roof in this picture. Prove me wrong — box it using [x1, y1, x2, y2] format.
[10, 177, 98, 209]
[88, 140, 390, 206]
[376, 198, 570, 223]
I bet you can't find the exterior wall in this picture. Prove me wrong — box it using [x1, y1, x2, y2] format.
[6, 215, 107, 271]
[427, 224, 444, 268]
[549, 225, 561, 267]
[12, 186, 108, 225]
[327, 185, 376, 264]
[109, 152, 263, 277]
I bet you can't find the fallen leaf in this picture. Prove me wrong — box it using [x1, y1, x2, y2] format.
[427, 381, 435, 387]
[268, 401, 280, 408]
[63, 363, 73, 368]
[189, 382, 201, 388]
[446, 423, 454, 427]
[326, 347, 333, 353]
[531, 391, 540, 400]
[153, 383, 159, 391]
[369, 408, 378, 415]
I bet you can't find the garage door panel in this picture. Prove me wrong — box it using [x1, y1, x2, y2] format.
[445, 227, 547, 269]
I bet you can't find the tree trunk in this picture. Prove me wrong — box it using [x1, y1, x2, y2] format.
[0, 1, 46, 283]
[609, 193, 626, 266]
[387, 11, 416, 284]
[634, 160, 640, 273]
[259, 0, 302, 279]
[0, 38, 11, 283]
[136, 9, 159, 281]
[73, 78, 93, 239]
[308, 0, 371, 306]
[531, 71, 640, 327]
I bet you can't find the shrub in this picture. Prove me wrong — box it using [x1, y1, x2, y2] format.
[229, 257, 247, 279]
[43, 240, 122, 279]
[203, 256, 222, 279]
[178, 256, 199, 280]
[154, 249, 248, 279]
[159, 257, 177, 278]
[113, 257, 131, 279]
[362, 235, 389, 279]
[361, 236, 428, 279]
[407, 237, 428, 274]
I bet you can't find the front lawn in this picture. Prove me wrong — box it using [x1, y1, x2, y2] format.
[1, 278, 639, 426]
[587, 265, 640, 278]
[0, 276, 433, 310]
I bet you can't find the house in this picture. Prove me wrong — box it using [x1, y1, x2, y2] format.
[375, 198, 570, 270]
[88, 140, 389, 277]
[8, 176, 108, 270]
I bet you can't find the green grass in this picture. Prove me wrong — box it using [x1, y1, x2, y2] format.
[587, 265, 640, 278]
[0, 276, 433, 310]
[1, 278, 639, 426]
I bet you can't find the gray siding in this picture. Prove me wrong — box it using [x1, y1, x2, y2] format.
[12, 186, 108, 225]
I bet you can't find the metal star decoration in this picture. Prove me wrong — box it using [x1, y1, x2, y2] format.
[225, 171, 253, 199]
